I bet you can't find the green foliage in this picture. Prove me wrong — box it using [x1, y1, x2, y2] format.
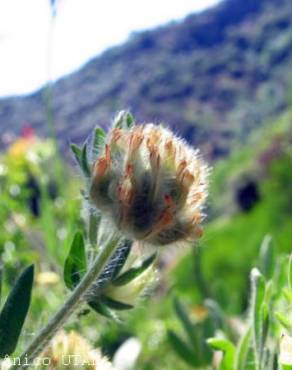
[168, 330, 199, 367]
[64, 231, 87, 289]
[234, 328, 253, 370]
[170, 237, 292, 370]
[0, 265, 34, 357]
[172, 115, 292, 314]
[168, 298, 213, 367]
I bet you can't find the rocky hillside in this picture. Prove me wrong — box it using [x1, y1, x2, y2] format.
[1, 0, 292, 159]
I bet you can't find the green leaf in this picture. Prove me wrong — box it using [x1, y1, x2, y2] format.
[167, 330, 198, 367]
[101, 296, 133, 310]
[234, 327, 253, 370]
[0, 265, 34, 357]
[207, 338, 235, 370]
[64, 231, 87, 290]
[112, 253, 156, 286]
[259, 235, 275, 279]
[92, 127, 106, 157]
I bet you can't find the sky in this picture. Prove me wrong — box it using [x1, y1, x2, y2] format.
[0, 0, 220, 97]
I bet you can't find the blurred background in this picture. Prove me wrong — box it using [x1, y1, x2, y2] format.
[1, 0, 292, 369]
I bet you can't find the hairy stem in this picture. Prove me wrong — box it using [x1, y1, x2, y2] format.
[11, 238, 120, 369]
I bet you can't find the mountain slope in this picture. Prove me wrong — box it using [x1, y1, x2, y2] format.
[1, 0, 292, 159]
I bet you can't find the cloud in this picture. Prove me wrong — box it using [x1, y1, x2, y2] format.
[0, 0, 220, 96]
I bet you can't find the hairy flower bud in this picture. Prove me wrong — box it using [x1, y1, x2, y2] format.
[279, 334, 292, 366]
[90, 122, 208, 246]
[104, 255, 157, 307]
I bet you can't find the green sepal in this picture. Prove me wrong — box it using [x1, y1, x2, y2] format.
[111, 239, 132, 280]
[167, 330, 198, 367]
[88, 301, 120, 322]
[71, 142, 91, 177]
[0, 265, 34, 358]
[70, 143, 82, 165]
[125, 112, 135, 128]
[81, 143, 91, 177]
[114, 111, 135, 130]
[112, 253, 156, 286]
[92, 127, 106, 157]
[64, 231, 87, 290]
[101, 296, 134, 310]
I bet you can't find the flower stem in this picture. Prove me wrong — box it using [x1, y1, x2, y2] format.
[11, 238, 120, 369]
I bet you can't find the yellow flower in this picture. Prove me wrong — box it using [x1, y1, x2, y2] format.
[90, 124, 208, 246]
[8, 137, 35, 159]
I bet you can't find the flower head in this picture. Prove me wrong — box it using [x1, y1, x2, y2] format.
[38, 330, 113, 370]
[90, 116, 208, 246]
